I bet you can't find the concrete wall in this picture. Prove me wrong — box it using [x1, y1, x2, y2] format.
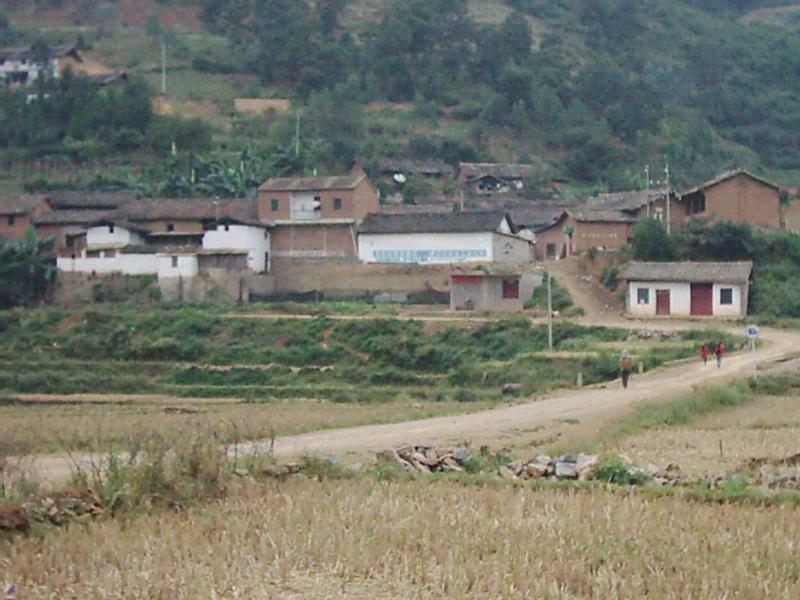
[270, 257, 452, 296]
[203, 224, 270, 272]
[157, 254, 198, 279]
[451, 276, 523, 312]
[86, 225, 142, 249]
[627, 281, 747, 317]
[57, 253, 158, 275]
[492, 233, 533, 263]
[271, 224, 357, 258]
[358, 231, 495, 264]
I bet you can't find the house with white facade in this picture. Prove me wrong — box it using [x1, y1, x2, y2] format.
[0, 45, 81, 86]
[620, 261, 752, 318]
[357, 210, 532, 264]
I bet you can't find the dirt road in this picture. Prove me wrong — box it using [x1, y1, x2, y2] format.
[15, 322, 799, 487]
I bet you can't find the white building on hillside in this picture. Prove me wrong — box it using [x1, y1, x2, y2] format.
[620, 261, 752, 318]
[357, 210, 532, 264]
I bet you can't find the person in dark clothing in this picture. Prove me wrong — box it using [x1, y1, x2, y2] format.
[620, 349, 633, 389]
[701, 344, 710, 366]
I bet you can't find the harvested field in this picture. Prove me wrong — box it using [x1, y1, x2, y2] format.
[0, 395, 497, 456]
[3, 478, 800, 598]
[612, 390, 800, 477]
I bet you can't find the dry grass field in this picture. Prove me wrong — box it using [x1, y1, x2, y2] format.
[612, 389, 800, 477]
[0, 395, 498, 456]
[3, 477, 800, 598]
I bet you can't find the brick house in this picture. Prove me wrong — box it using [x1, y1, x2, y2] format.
[533, 210, 635, 260]
[678, 169, 781, 229]
[0, 195, 51, 240]
[458, 163, 536, 194]
[258, 172, 380, 258]
[450, 267, 524, 312]
[587, 189, 683, 230]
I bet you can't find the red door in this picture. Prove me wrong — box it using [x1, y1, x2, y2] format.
[690, 283, 713, 316]
[656, 290, 671, 316]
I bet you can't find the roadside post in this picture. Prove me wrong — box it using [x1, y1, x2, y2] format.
[747, 324, 760, 378]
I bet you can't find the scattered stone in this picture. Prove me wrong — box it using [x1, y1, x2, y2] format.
[555, 462, 578, 479]
[576, 454, 599, 480]
[381, 445, 473, 473]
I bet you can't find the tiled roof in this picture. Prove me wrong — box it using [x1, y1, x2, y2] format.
[571, 210, 637, 224]
[0, 45, 78, 61]
[113, 198, 261, 225]
[259, 174, 366, 192]
[459, 163, 536, 181]
[359, 210, 512, 235]
[44, 191, 136, 210]
[620, 261, 753, 284]
[510, 207, 567, 229]
[587, 189, 669, 213]
[379, 159, 454, 176]
[34, 209, 112, 226]
[0, 195, 45, 215]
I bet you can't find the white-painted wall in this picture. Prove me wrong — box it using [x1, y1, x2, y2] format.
[627, 281, 745, 317]
[85, 225, 142, 250]
[358, 231, 495, 264]
[57, 253, 157, 275]
[202, 224, 270, 272]
[157, 255, 199, 279]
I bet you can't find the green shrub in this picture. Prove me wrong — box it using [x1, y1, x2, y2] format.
[591, 456, 651, 485]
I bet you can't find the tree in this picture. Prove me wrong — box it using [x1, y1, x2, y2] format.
[630, 218, 675, 261]
[0, 229, 55, 308]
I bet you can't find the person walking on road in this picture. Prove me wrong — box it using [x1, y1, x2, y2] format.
[620, 349, 633, 389]
[715, 340, 726, 368]
[701, 344, 710, 366]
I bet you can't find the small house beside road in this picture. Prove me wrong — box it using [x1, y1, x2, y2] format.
[451, 268, 523, 312]
[620, 261, 753, 318]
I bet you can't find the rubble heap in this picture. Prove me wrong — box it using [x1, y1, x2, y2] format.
[377, 445, 472, 473]
[498, 454, 600, 481]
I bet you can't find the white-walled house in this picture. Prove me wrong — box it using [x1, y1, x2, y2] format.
[620, 261, 752, 318]
[56, 222, 158, 275]
[357, 210, 532, 264]
[202, 222, 270, 272]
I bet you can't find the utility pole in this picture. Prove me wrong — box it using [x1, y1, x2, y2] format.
[161, 42, 167, 95]
[547, 271, 553, 352]
[294, 111, 301, 158]
[664, 160, 671, 235]
[645, 164, 651, 218]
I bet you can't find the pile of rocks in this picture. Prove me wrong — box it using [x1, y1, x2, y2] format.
[498, 454, 599, 481]
[627, 330, 681, 342]
[378, 445, 472, 473]
[0, 491, 104, 533]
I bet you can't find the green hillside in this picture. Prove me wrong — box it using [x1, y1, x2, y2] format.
[2, 0, 800, 195]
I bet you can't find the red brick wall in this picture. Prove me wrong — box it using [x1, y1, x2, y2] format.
[686, 173, 781, 228]
[0, 214, 33, 240]
[573, 221, 631, 252]
[257, 178, 379, 222]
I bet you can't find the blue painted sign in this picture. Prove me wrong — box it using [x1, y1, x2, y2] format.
[374, 249, 488, 263]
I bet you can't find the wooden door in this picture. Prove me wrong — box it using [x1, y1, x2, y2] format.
[690, 283, 713, 316]
[656, 289, 671, 316]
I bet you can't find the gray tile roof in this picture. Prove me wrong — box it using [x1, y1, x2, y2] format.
[379, 159, 454, 176]
[359, 210, 512, 235]
[587, 189, 669, 213]
[458, 163, 536, 181]
[113, 198, 261, 225]
[259, 174, 366, 192]
[44, 191, 136, 210]
[620, 261, 753, 284]
[0, 195, 45, 216]
[34, 209, 112, 226]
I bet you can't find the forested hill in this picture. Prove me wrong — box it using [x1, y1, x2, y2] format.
[3, 0, 800, 192]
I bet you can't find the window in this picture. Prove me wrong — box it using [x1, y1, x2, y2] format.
[637, 288, 650, 304]
[166, 223, 175, 232]
[546, 243, 557, 256]
[7, 215, 15, 226]
[171, 256, 179, 268]
[109, 224, 115, 234]
[66, 236, 74, 248]
[271, 199, 279, 212]
[224, 223, 230, 231]
[264, 252, 270, 273]
[333, 198, 342, 210]
[720, 288, 733, 305]
[502, 279, 520, 299]
[689, 194, 706, 215]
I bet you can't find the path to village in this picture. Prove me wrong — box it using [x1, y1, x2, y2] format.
[16, 311, 800, 487]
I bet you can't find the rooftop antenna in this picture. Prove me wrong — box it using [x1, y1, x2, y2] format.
[664, 160, 671, 235]
[645, 164, 651, 218]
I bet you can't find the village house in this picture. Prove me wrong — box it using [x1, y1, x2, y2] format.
[620, 261, 752, 318]
[458, 163, 536, 194]
[677, 169, 781, 229]
[55, 198, 270, 278]
[0, 195, 52, 240]
[587, 188, 681, 228]
[379, 158, 455, 183]
[357, 210, 531, 265]
[450, 267, 524, 312]
[533, 210, 635, 260]
[258, 171, 380, 259]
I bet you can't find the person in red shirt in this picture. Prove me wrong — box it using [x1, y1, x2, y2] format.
[715, 341, 726, 368]
[701, 344, 710, 366]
